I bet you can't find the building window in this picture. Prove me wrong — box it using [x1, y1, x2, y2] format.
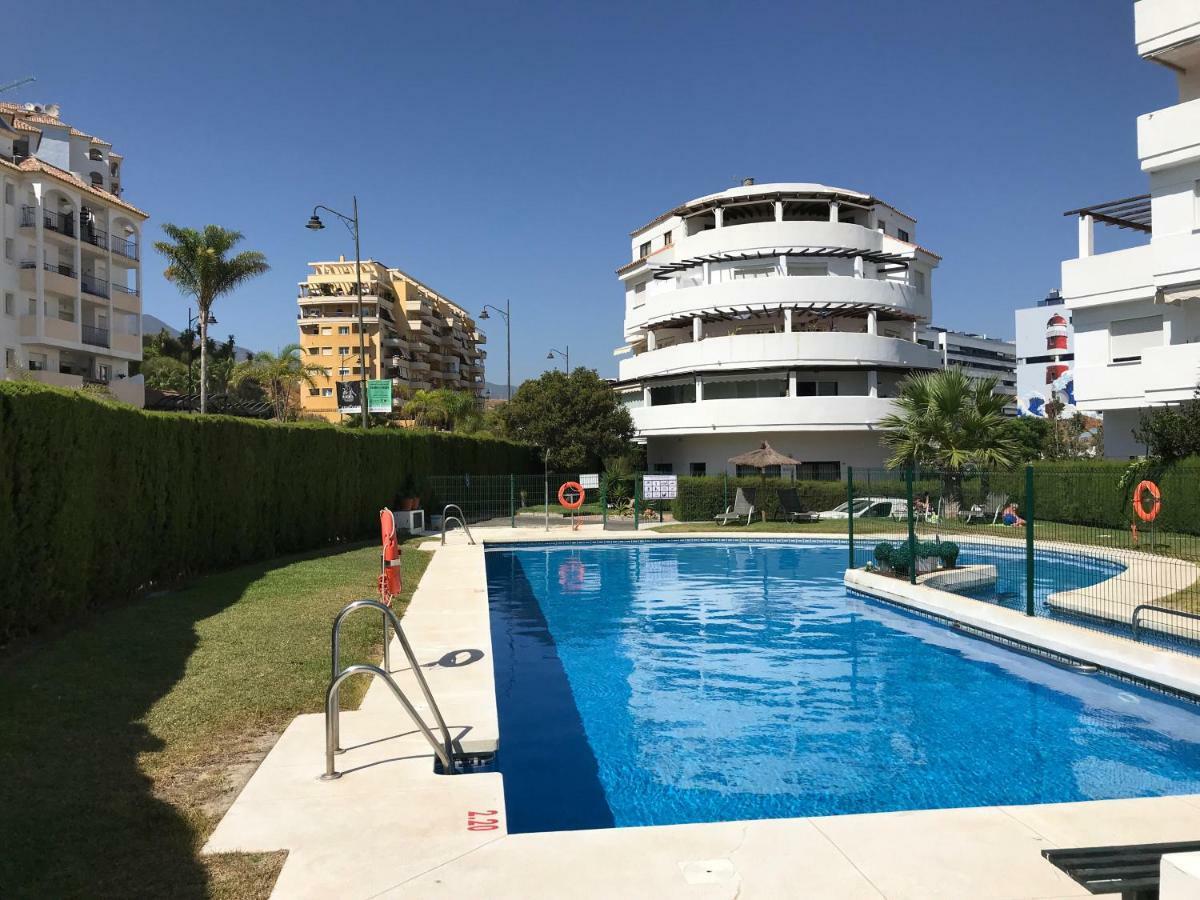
[320, 326, 331, 335]
[795, 380, 839, 397]
[876, 220, 886, 232]
[308, 346, 321, 355]
[653, 463, 674, 474]
[898, 228, 910, 243]
[337, 367, 349, 376]
[27, 298, 36, 316]
[321, 387, 333, 397]
[663, 230, 673, 247]
[639, 241, 651, 258]
[3, 238, 12, 261]
[736, 464, 782, 478]
[89, 148, 104, 161]
[1109, 315, 1162, 363]
[308, 388, 320, 396]
[689, 462, 706, 476]
[703, 377, 788, 400]
[797, 461, 841, 481]
[786, 262, 826, 278]
[3, 293, 12, 316]
[912, 270, 926, 294]
[89, 172, 104, 187]
[648, 381, 696, 406]
[338, 326, 350, 334]
[338, 346, 351, 356]
[732, 262, 776, 280]
[634, 281, 646, 294]
[28, 353, 46, 371]
[321, 346, 333, 355]
[3, 184, 12, 205]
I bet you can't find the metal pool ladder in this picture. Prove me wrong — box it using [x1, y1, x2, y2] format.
[441, 503, 475, 545]
[323, 599, 456, 779]
[1131, 604, 1200, 642]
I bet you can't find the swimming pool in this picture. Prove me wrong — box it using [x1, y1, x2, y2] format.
[485, 539, 1200, 833]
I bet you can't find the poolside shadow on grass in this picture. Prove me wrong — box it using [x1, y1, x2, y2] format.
[0, 548, 345, 898]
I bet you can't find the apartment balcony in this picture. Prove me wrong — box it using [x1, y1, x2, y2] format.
[474, 330, 487, 344]
[620, 332, 941, 382]
[1138, 95, 1200, 172]
[81, 324, 111, 348]
[630, 394, 899, 437]
[110, 233, 139, 261]
[1144, 342, 1200, 404]
[20, 206, 76, 239]
[1136, 0, 1200, 61]
[19, 261, 78, 297]
[80, 226, 109, 254]
[1061, 244, 1154, 309]
[81, 273, 110, 299]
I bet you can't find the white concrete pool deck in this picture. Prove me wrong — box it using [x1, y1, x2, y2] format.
[204, 526, 1200, 899]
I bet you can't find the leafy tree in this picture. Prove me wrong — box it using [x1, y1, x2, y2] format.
[1004, 416, 1052, 462]
[1134, 399, 1200, 465]
[231, 344, 325, 419]
[154, 225, 269, 414]
[880, 367, 1020, 473]
[403, 389, 481, 431]
[497, 368, 634, 470]
[141, 356, 189, 392]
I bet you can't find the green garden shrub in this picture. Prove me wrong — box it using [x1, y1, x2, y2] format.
[937, 540, 960, 568]
[873, 542, 893, 566]
[0, 382, 539, 642]
[672, 476, 845, 522]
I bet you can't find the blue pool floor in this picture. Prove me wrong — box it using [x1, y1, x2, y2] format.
[486, 540, 1200, 833]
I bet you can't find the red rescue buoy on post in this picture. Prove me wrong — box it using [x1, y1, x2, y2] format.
[379, 508, 402, 605]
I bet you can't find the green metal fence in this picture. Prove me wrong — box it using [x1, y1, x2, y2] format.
[847, 465, 1200, 655]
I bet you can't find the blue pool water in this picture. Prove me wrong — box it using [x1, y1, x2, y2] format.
[485, 540, 1200, 833]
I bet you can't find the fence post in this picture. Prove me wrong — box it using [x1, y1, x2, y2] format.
[847, 466, 855, 570]
[1025, 464, 1035, 616]
[509, 473, 515, 529]
[723, 472, 729, 512]
[634, 475, 641, 530]
[543, 454, 549, 533]
[906, 467, 916, 585]
[601, 476, 608, 530]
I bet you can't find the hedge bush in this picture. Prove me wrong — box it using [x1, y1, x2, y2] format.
[673, 476, 846, 522]
[0, 382, 539, 643]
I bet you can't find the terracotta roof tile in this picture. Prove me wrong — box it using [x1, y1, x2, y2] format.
[12, 119, 40, 133]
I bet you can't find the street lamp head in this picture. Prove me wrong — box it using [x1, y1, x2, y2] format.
[206, 313, 218, 325]
[479, 308, 490, 320]
[306, 214, 324, 231]
[546, 351, 555, 360]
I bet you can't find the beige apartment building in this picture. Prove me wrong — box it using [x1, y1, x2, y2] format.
[296, 257, 486, 422]
[0, 102, 147, 405]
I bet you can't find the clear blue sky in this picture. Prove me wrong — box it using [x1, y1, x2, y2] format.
[7, 0, 1170, 384]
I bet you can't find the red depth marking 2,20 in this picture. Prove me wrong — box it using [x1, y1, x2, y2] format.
[467, 809, 499, 831]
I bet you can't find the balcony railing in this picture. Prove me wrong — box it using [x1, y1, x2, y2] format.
[111, 282, 139, 297]
[81, 273, 110, 299]
[20, 260, 78, 278]
[80, 227, 109, 251]
[20, 206, 76, 237]
[110, 234, 139, 260]
[81, 325, 110, 348]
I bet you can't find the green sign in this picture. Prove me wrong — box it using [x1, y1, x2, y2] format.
[366, 379, 393, 414]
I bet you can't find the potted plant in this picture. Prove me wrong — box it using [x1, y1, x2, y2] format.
[873, 542, 894, 573]
[937, 540, 960, 569]
[398, 474, 419, 511]
[915, 541, 940, 574]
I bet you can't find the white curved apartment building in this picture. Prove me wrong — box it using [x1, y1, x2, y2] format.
[614, 181, 942, 478]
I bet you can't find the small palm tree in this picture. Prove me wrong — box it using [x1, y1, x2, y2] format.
[403, 388, 480, 430]
[154, 225, 269, 414]
[231, 344, 325, 420]
[880, 367, 1020, 476]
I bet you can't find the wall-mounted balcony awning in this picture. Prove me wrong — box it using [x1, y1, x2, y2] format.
[640, 300, 922, 330]
[648, 247, 911, 279]
[1063, 194, 1152, 233]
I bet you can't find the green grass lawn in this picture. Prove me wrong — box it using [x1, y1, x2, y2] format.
[0, 539, 430, 899]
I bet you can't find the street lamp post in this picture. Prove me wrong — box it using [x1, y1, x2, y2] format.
[185, 306, 217, 398]
[479, 298, 511, 401]
[547, 345, 569, 373]
[307, 197, 368, 429]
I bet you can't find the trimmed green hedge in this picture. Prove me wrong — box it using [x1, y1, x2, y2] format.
[0, 383, 538, 642]
[673, 476, 846, 521]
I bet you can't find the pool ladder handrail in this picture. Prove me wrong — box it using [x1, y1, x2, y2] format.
[324, 599, 456, 779]
[441, 503, 476, 546]
[1131, 603, 1200, 641]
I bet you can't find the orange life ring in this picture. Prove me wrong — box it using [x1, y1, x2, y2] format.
[557, 481, 585, 510]
[378, 508, 402, 604]
[1133, 480, 1161, 524]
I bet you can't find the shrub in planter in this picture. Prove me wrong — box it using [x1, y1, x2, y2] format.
[889, 544, 914, 576]
[937, 540, 960, 569]
[873, 542, 894, 569]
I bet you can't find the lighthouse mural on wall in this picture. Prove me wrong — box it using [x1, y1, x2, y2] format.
[1015, 295, 1077, 418]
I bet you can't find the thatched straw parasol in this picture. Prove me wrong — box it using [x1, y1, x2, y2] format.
[728, 442, 803, 471]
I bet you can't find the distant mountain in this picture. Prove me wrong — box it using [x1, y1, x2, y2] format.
[483, 381, 513, 400]
[141, 314, 255, 361]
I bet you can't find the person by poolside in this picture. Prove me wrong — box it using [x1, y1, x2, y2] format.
[1001, 503, 1025, 527]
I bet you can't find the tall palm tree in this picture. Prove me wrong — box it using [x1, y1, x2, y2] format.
[154, 225, 269, 413]
[880, 367, 1020, 475]
[231, 344, 325, 420]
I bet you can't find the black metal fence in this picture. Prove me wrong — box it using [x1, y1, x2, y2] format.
[846, 466, 1200, 656]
